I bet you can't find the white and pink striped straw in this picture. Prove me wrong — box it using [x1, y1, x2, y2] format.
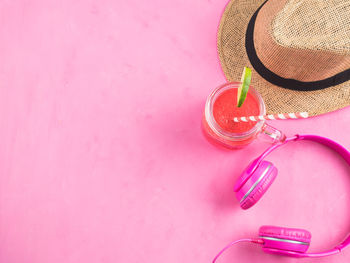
[233, 112, 309, 122]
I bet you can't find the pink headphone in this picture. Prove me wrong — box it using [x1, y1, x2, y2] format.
[213, 134, 350, 262]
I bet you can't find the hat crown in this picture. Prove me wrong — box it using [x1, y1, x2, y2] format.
[252, 0, 350, 83]
[272, 0, 350, 54]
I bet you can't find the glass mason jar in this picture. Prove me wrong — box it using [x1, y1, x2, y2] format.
[202, 82, 285, 149]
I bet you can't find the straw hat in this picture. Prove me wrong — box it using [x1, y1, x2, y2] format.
[217, 0, 350, 116]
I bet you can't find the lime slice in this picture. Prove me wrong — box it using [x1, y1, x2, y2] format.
[237, 67, 252, 107]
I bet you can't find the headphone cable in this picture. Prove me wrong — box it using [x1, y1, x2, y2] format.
[213, 238, 264, 263]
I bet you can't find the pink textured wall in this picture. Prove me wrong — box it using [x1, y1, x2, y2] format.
[0, 0, 350, 262]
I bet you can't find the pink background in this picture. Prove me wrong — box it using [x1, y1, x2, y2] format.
[0, 0, 350, 262]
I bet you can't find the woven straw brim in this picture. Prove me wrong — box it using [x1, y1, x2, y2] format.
[218, 0, 350, 116]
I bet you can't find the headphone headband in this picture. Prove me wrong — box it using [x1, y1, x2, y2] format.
[256, 134, 350, 167]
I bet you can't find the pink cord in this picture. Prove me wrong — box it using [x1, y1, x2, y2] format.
[212, 238, 264, 263]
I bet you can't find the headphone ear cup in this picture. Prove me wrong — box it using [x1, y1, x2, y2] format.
[234, 158, 260, 192]
[259, 226, 311, 254]
[235, 161, 277, 209]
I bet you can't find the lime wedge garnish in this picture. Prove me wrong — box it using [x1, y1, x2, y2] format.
[237, 67, 252, 107]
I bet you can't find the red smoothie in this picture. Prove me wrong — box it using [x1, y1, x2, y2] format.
[213, 88, 259, 133]
[202, 83, 264, 149]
